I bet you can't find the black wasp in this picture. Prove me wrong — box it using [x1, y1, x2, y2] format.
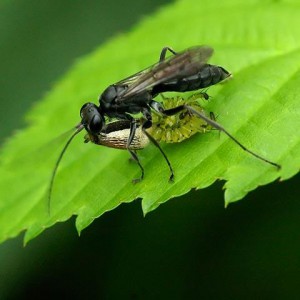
[48, 45, 280, 212]
[80, 45, 230, 181]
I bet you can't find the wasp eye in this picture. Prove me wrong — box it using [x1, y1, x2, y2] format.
[80, 103, 104, 134]
[89, 114, 103, 134]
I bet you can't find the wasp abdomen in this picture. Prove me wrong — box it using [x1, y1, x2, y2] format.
[152, 64, 230, 95]
[198, 64, 230, 87]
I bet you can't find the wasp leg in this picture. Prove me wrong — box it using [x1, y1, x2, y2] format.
[129, 149, 144, 184]
[151, 100, 185, 116]
[142, 128, 174, 182]
[142, 106, 174, 181]
[151, 102, 281, 169]
[184, 105, 281, 169]
[159, 46, 177, 62]
[126, 117, 144, 183]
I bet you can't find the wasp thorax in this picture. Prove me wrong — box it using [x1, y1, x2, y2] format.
[80, 102, 104, 134]
[100, 85, 118, 102]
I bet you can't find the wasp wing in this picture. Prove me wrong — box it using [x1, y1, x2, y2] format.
[116, 45, 213, 101]
[114, 67, 151, 87]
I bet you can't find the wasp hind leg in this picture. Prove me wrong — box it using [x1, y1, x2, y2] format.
[184, 105, 281, 169]
[150, 101, 280, 169]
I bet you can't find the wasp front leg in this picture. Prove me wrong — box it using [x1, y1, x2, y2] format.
[126, 116, 145, 183]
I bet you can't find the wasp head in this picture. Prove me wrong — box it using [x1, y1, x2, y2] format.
[80, 102, 104, 134]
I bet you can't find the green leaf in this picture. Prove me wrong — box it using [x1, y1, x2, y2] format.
[1, 0, 299, 244]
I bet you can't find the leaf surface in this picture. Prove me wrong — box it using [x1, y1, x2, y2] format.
[0, 0, 299, 244]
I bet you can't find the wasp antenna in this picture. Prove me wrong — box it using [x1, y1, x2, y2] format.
[75, 122, 83, 130]
[47, 124, 84, 215]
[184, 105, 281, 170]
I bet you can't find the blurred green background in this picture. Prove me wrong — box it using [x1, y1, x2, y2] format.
[1, 0, 300, 299]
